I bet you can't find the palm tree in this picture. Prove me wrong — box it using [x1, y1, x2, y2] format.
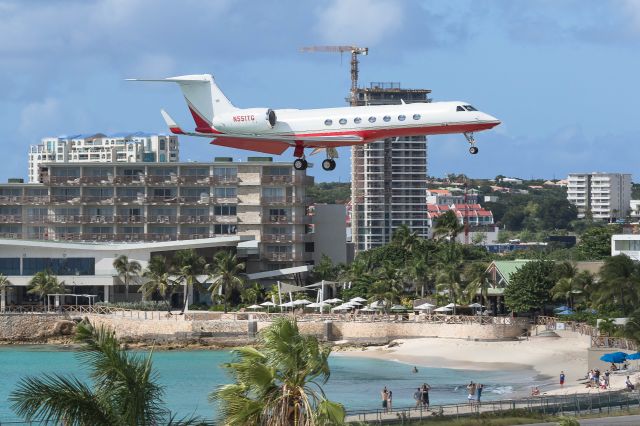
[172, 249, 205, 313]
[406, 254, 431, 297]
[433, 210, 464, 242]
[206, 250, 245, 313]
[139, 256, 178, 312]
[593, 255, 640, 314]
[0, 273, 10, 312]
[211, 317, 345, 425]
[241, 282, 264, 305]
[392, 224, 421, 253]
[463, 262, 490, 306]
[28, 271, 66, 310]
[311, 254, 338, 282]
[368, 262, 403, 312]
[113, 255, 142, 302]
[435, 263, 462, 312]
[10, 322, 194, 425]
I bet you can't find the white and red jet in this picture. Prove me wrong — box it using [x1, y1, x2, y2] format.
[130, 74, 500, 171]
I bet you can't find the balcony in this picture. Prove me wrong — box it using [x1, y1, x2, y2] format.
[81, 196, 114, 204]
[263, 215, 293, 224]
[180, 176, 211, 185]
[0, 215, 22, 223]
[262, 252, 303, 262]
[112, 176, 145, 185]
[262, 233, 309, 243]
[178, 215, 212, 224]
[45, 176, 81, 185]
[50, 196, 81, 204]
[147, 215, 178, 224]
[261, 196, 306, 206]
[146, 196, 179, 204]
[212, 176, 238, 185]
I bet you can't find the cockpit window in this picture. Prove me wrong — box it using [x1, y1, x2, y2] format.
[464, 105, 478, 111]
[456, 106, 465, 112]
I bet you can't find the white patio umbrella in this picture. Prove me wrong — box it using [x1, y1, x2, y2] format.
[415, 302, 435, 310]
[468, 303, 483, 308]
[434, 306, 452, 313]
[350, 297, 368, 303]
[323, 298, 342, 304]
[293, 299, 312, 305]
[370, 300, 386, 309]
[306, 302, 328, 308]
[444, 303, 459, 308]
[280, 301, 296, 308]
[348, 301, 363, 306]
[247, 304, 263, 310]
[360, 307, 376, 312]
[260, 301, 276, 307]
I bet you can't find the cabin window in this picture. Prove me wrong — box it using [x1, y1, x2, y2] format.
[324, 119, 333, 126]
[398, 115, 406, 121]
[413, 114, 421, 120]
[456, 106, 465, 112]
[368, 117, 376, 123]
[339, 118, 347, 125]
[464, 105, 478, 111]
[383, 116, 391, 122]
[354, 117, 362, 124]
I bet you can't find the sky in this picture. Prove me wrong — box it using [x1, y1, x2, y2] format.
[1, 0, 640, 182]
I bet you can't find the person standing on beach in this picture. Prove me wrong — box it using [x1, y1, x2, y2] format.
[421, 383, 431, 409]
[381, 387, 388, 413]
[467, 381, 477, 405]
[388, 389, 393, 411]
[560, 371, 565, 388]
[605, 370, 610, 388]
[477, 384, 483, 405]
[414, 387, 422, 408]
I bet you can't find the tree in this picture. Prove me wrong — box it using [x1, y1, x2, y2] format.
[241, 282, 264, 305]
[462, 262, 490, 306]
[433, 210, 464, 242]
[10, 322, 194, 425]
[139, 256, 178, 312]
[435, 263, 462, 308]
[27, 271, 66, 309]
[112, 255, 141, 302]
[206, 250, 245, 313]
[503, 260, 556, 314]
[577, 226, 620, 260]
[311, 254, 338, 282]
[367, 262, 403, 312]
[406, 253, 431, 297]
[624, 308, 640, 345]
[173, 249, 205, 312]
[211, 318, 345, 425]
[392, 224, 421, 253]
[592, 255, 640, 315]
[0, 273, 10, 312]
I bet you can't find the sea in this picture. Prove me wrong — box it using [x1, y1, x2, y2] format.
[0, 345, 543, 422]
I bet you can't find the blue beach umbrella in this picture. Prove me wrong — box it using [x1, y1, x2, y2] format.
[600, 352, 628, 363]
[557, 309, 574, 315]
[554, 305, 570, 312]
[626, 352, 640, 360]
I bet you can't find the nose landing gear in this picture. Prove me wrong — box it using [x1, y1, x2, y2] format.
[464, 132, 479, 155]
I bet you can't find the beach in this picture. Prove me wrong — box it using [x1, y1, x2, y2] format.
[338, 331, 639, 397]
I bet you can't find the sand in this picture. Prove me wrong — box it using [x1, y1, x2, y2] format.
[339, 331, 640, 397]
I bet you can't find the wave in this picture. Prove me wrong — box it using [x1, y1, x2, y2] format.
[488, 385, 514, 395]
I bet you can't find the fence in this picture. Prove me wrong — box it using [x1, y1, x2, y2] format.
[345, 390, 640, 423]
[537, 315, 637, 351]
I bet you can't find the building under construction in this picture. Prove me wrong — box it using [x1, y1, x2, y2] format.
[351, 82, 431, 252]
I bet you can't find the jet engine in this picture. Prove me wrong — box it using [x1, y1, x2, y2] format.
[212, 108, 277, 133]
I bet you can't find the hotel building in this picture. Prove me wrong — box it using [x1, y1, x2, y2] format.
[28, 132, 179, 183]
[0, 159, 315, 276]
[567, 173, 632, 221]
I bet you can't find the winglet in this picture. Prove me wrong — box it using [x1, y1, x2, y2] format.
[160, 109, 185, 135]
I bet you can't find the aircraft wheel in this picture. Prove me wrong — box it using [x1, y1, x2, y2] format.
[294, 158, 308, 170]
[322, 159, 334, 171]
[469, 146, 479, 155]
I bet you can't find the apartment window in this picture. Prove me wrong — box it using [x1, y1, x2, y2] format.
[0, 258, 20, 275]
[354, 117, 362, 124]
[214, 224, 237, 234]
[22, 257, 95, 276]
[263, 187, 285, 198]
[213, 167, 237, 178]
[159, 140, 166, 150]
[324, 119, 333, 126]
[263, 167, 290, 176]
[368, 117, 376, 123]
[214, 205, 237, 216]
[214, 187, 236, 198]
[305, 242, 315, 252]
[383, 116, 391, 122]
[339, 118, 347, 125]
[398, 115, 406, 121]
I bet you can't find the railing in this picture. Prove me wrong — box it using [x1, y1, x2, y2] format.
[537, 315, 638, 351]
[262, 233, 310, 243]
[345, 391, 640, 423]
[0, 215, 22, 222]
[261, 196, 306, 205]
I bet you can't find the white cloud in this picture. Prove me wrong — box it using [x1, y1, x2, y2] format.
[314, 0, 404, 45]
[19, 98, 61, 138]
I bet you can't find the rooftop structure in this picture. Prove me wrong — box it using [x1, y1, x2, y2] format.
[28, 132, 179, 183]
[350, 82, 431, 252]
[567, 172, 632, 221]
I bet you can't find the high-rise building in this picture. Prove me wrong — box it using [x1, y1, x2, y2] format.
[350, 82, 431, 252]
[567, 172, 632, 221]
[28, 132, 179, 183]
[0, 159, 315, 273]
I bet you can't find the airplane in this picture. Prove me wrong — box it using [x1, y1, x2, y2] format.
[128, 74, 500, 171]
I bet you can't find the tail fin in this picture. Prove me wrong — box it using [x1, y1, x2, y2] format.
[128, 74, 236, 132]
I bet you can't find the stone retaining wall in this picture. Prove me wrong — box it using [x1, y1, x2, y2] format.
[0, 313, 75, 341]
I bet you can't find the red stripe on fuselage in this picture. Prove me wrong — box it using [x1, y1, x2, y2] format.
[187, 105, 222, 134]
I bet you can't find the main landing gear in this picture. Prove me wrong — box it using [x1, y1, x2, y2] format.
[464, 132, 479, 155]
[293, 158, 308, 171]
[321, 159, 336, 171]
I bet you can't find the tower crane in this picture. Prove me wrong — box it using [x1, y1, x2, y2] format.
[300, 45, 369, 106]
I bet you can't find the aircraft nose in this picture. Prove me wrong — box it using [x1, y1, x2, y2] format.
[482, 112, 500, 125]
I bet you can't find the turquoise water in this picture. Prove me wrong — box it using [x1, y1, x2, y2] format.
[0, 346, 539, 421]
